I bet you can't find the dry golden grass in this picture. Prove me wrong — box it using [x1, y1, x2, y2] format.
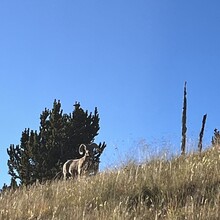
[1, 147, 220, 219]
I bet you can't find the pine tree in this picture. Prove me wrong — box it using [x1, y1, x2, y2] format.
[212, 128, 220, 147]
[7, 129, 35, 185]
[7, 100, 105, 185]
[7, 144, 21, 184]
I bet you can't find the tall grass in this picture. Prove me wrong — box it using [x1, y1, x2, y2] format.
[1, 147, 220, 219]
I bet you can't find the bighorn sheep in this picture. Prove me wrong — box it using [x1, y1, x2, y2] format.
[63, 144, 91, 180]
[62, 142, 105, 180]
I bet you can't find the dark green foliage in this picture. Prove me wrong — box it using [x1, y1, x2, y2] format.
[7, 100, 105, 186]
[212, 128, 220, 146]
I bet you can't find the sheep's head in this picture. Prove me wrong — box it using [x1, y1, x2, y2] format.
[79, 144, 90, 157]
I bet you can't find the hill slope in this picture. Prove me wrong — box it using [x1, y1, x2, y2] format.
[1, 147, 220, 219]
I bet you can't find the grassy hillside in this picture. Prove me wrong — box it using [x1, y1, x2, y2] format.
[1, 147, 220, 220]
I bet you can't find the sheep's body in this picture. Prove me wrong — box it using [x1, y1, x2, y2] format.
[63, 158, 88, 180]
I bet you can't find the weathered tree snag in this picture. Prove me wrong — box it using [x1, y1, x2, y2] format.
[181, 81, 187, 155]
[198, 114, 207, 153]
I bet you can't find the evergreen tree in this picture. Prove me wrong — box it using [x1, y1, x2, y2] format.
[7, 144, 21, 184]
[7, 100, 106, 185]
[212, 128, 220, 147]
[7, 128, 35, 185]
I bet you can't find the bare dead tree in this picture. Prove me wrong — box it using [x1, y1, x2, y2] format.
[181, 81, 187, 155]
[198, 114, 207, 153]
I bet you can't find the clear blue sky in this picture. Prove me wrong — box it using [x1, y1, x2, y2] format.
[1, 1, 220, 187]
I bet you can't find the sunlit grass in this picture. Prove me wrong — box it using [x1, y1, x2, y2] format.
[1, 146, 220, 219]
